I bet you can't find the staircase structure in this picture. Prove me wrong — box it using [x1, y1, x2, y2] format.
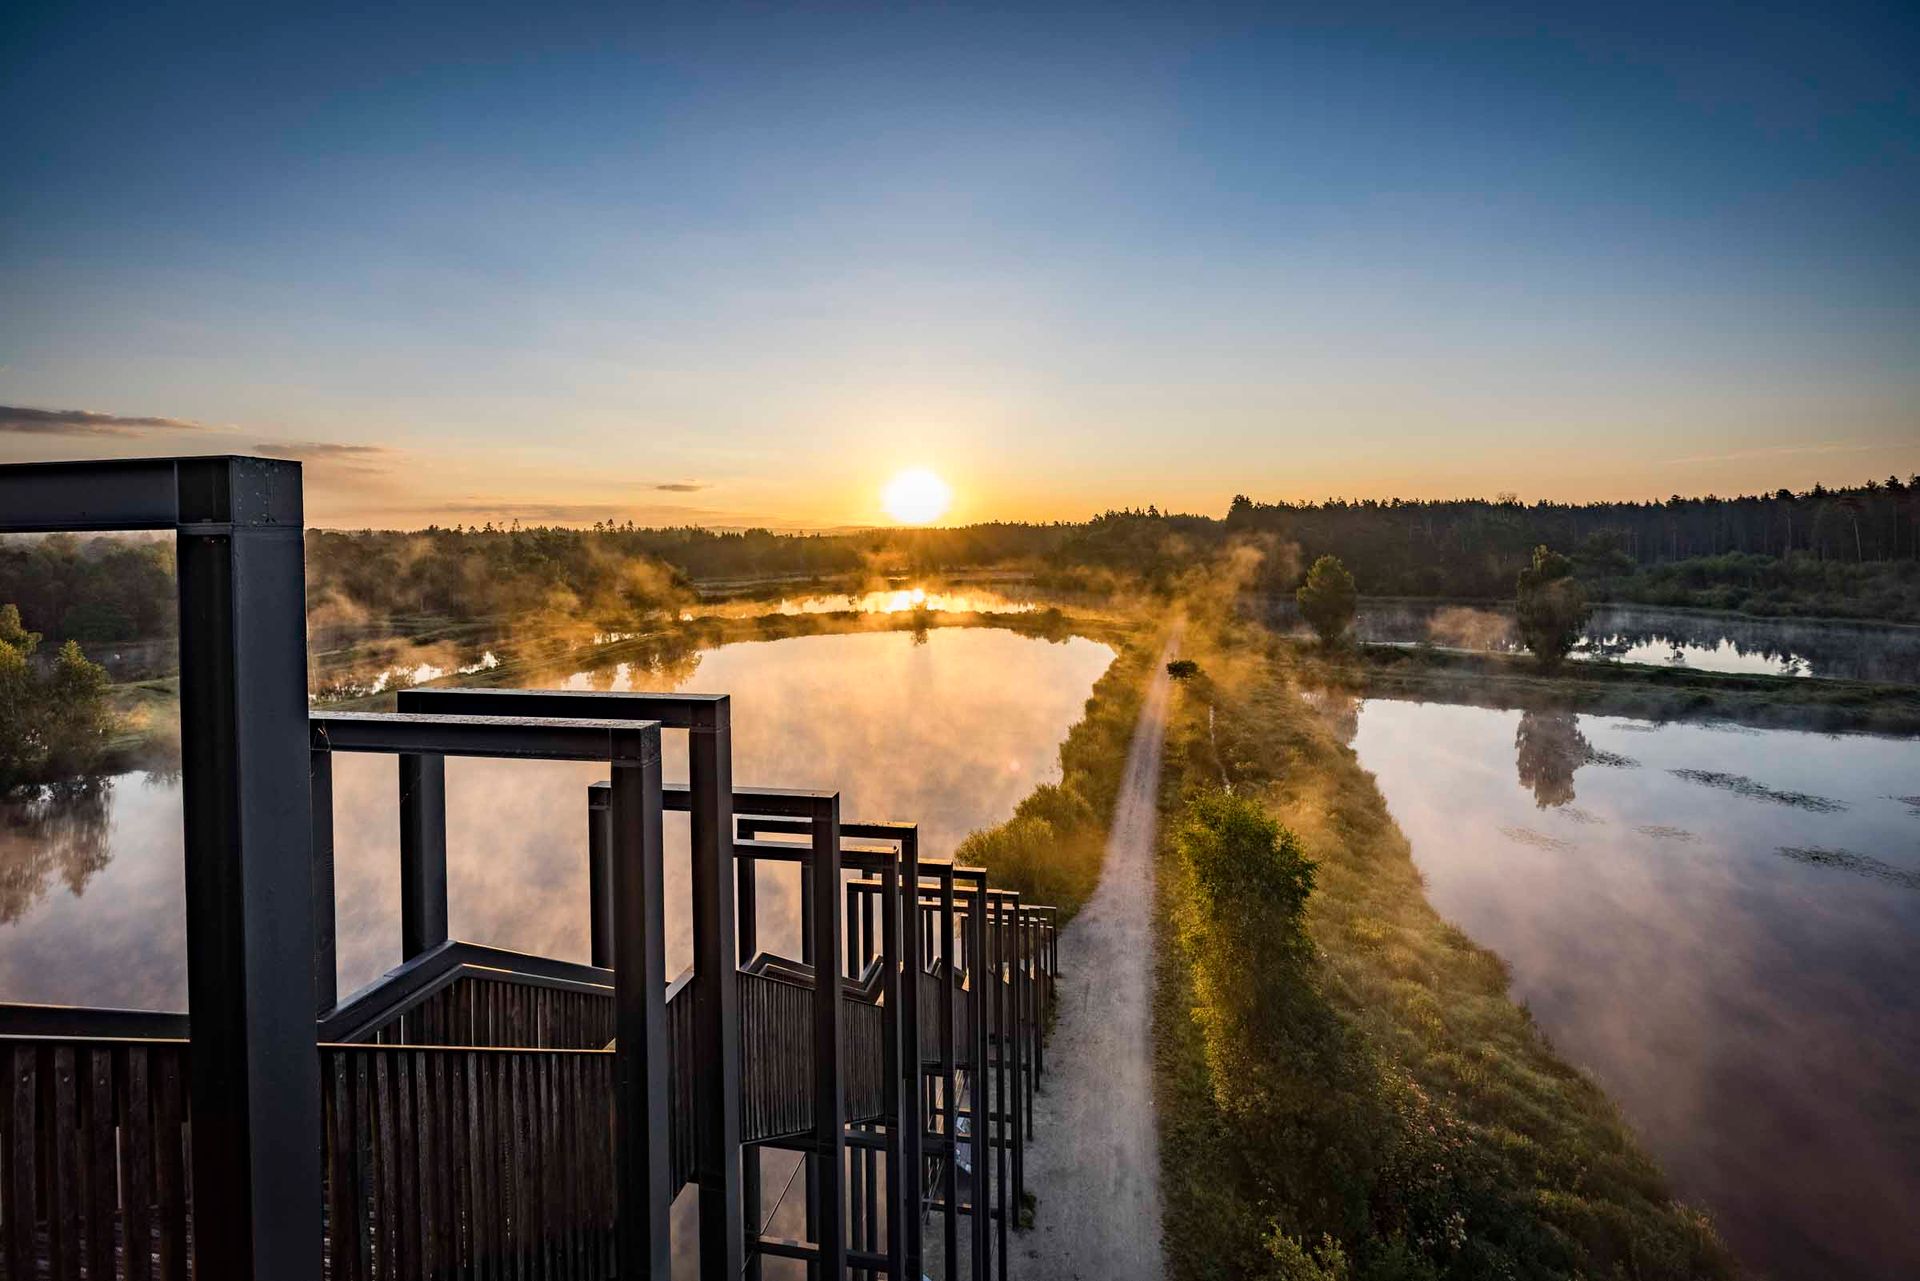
[0, 456, 1059, 1280]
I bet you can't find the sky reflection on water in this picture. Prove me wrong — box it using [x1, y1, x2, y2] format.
[0, 626, 1112, 1014]
[1351, 700, 1920, 1280]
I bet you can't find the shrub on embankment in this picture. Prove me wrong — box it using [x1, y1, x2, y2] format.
[952, 628, 1157, 921]
[1155, 624, 1734, 1281]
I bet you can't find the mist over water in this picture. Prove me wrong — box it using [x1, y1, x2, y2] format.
[1351, 701, 1920, 1279]
[0, 627, 1113, 1010]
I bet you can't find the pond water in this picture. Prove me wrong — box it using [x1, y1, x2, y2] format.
[1349, 699, 1920, 1280]
[0, 625, 1114, 1012]
[1256, 598, 1920, 683]
[693, 582, 1042, 618]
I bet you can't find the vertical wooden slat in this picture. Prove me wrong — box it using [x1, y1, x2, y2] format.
[325, 1052, 356, 1281]
[123, 1047, 156, 1281]
[415, 1051, 439, 1281]
[49, 1045, 80, 1281]
[375, 1053, 397, 1281]
[396, 1049, 419, 1281]
[468, 1051, 490, 1277]
[354, 1054, 376, 1281]
[450, 1052, 472, 1279]
[7, 1047, 37, 1281]
[153, 1050, 186, 1281]
[85, 1048, 117, 1278]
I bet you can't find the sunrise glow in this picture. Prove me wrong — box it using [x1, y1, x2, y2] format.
[881, 468, 952, 525]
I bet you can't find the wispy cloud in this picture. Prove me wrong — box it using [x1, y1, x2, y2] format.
[652, 481, 708, 493]
[249, 440, 398, 481]
[432, 500, 689, 524]
[0, 405, 212, 436]
[1661, 441, 1882, 467]
[252, 440, 391, 462]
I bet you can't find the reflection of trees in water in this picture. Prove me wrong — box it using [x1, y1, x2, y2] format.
[0, 778, 115, 923]
[1514, 711, 1588, 808]
[571, 631, 704, 690]
[1300, 687, 1362, 744]
[1586, 608, 1919, 682]
[1273, 599, 1919, 682]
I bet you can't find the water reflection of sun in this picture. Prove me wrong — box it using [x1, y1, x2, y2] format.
[881, 468, 951, 524]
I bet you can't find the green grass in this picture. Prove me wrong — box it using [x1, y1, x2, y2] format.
[1154, 621, 1734, 1281]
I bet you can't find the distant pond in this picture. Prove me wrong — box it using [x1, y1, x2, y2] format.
[1254, 597, 1920, 683]
[1348, 698, 1920, 1280]
[0, 626, 1114, 1011]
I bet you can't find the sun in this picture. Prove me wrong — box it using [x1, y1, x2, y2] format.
[881, 467, 952, 525]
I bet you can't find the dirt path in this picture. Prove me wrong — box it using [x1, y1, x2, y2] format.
[1011, 632, 1178, 1281]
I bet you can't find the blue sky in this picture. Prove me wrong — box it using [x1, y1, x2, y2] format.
[2, 2, 1915, 526]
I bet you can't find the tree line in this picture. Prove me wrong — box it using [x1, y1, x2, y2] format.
[1224, 475, 1920, 598]
[5, 474, 1915, 646]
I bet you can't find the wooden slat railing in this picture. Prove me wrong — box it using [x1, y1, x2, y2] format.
[0, 1038, 191, 1281]
[359, 974, 615, 1051]
[321, 1043, 614, 1280]
[0, 927, 1050, 1278]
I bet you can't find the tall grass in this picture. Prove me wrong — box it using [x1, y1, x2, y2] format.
[1155, 622, 1734, 1281]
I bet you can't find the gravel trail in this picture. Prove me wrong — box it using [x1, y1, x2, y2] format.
[1009, 633, 1178, 1280]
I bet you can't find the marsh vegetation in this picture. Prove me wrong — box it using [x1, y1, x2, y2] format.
[1154, 619, 1734, 1281]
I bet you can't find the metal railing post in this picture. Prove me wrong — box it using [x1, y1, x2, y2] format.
[689, 702, 746, 1281]
[398, 751, 449, 958]
[809, 794, 846, 1278]
[611, 729, 670, 1278]
[961, 875, 990, 1280]
[588, 784, 615, 968]
[897, 831, 924, 1281]
[174, 457, 324, 1281]
[311, 746, 337, 1015]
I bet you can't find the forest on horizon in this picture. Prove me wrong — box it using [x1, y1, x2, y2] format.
[3, 473, 1918, 649]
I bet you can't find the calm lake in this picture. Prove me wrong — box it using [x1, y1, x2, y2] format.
[1257, 597, 1920, 682]
[0, 626, 1115, 1011]
[1350, 699, 1920, 1280]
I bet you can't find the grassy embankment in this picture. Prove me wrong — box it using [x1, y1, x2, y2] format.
[1153, 620, 1735, 1281]
[1322, 641, 1920, 736]
[946, 619, 1162, 922]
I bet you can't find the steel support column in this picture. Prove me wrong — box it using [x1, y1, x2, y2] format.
[612, 743, 671, 1278]
[689, 704, 745, 1279]
[398, 751, 449, 958]
[173, 457, 324, 1281]
[810, 794, 846, 1278]
[311, 747, 337, 1015]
